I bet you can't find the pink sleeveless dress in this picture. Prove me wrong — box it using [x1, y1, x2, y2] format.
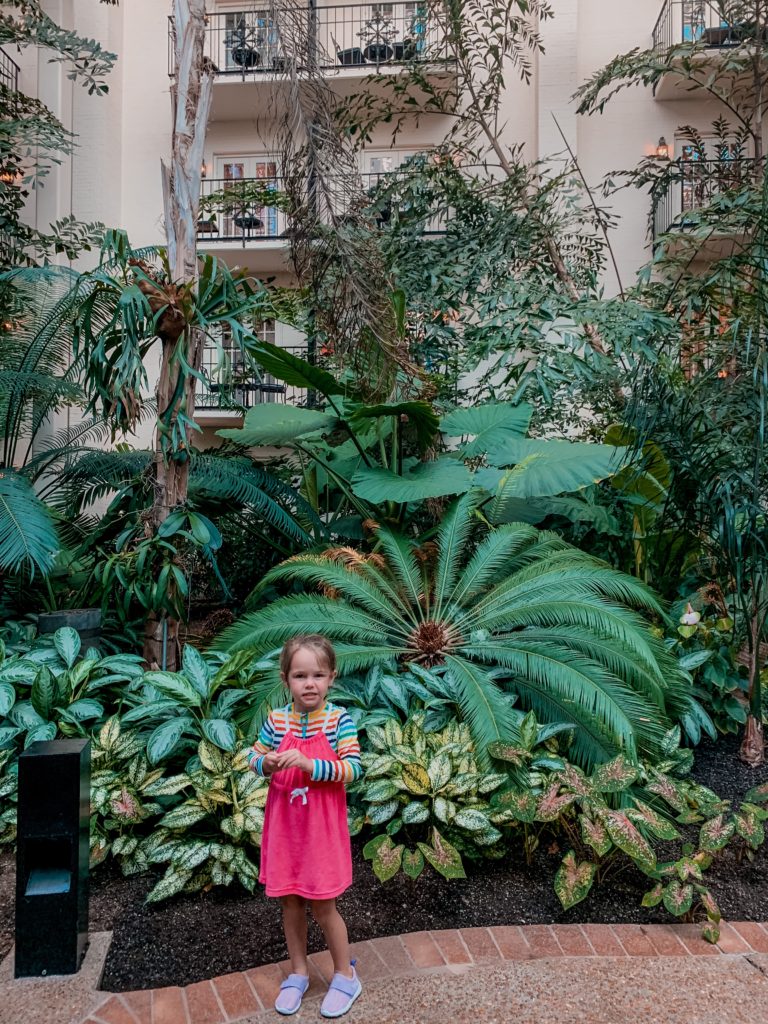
[259, 706, 353, 899]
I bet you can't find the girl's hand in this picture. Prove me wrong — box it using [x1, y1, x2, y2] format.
[277, 749, 313, 773]
[262, 751, 281, 775]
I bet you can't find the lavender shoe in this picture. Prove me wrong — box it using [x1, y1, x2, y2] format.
[275, 973, 310, 1016]
[320, 963, 362, 1018]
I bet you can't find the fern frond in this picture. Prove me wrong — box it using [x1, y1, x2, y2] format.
[432, 490, 477, 618]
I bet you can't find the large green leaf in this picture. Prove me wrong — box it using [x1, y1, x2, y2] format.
[0, 470, 59, 576]
[441, 402, 532, 457]
[143, 671, 203, 707]
[349, 401, 440, 453]
[146, 718, 190, 765]
[201, 718, 237, 752]
[351, 457, 473, 504]
[479, 439, 623, 502]
[243, 338, 349, 397]
[217, 404, 339, 446]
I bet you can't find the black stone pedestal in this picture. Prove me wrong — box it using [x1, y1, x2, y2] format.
[15, 739, 90, 977]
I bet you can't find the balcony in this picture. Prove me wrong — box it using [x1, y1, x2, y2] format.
[169, 4, 454, 118]
[653, 156, 760, 256]
[652, 1, 765, 99]
[0, 47, 20, 93]
[195, 344, 310, 424]
[196, 170, 451, 271]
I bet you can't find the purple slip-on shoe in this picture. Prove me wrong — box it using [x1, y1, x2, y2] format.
[320, 963, 362, 1018]
[275, 973, 310, 1015]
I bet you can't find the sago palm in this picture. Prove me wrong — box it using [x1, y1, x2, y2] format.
[220, 493, 695, 769]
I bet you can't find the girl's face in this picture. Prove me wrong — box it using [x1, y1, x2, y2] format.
[283, 646, 336, 713]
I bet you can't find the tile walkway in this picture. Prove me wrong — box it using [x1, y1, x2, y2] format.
[79, 922, 768, 1024]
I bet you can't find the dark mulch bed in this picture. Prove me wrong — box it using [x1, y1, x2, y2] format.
[1, 734, 767, 991]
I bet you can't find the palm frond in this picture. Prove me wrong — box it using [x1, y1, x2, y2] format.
[449, 522, 540, 607]
[467, 640, 649, 768]
[433, 490, 477, 618]
[372, 526, 424, 614]
[0, 470, 59, 576]
[216, 595, 391, 653]
[443, 655, 522, 766]
[189, 454, 319, 545]
[261, 555, 411, 634]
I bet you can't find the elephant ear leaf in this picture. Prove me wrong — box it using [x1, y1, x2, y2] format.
[441, 402, 533, 457]
[217, 404, 339, 446]
[349, 401, 439, 453]
[351, 457, 472, 503]
[243, 338, 350, 398]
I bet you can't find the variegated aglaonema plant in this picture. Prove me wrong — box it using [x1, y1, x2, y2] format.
[491, 727, 768, 943]
[352, 711, 564, 882]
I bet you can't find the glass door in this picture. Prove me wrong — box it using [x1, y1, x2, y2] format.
[215, 157, 280, 239]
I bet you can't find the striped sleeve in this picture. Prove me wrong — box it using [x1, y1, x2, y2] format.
[247, 711, 281, 776]
[309, 709, 362, 784]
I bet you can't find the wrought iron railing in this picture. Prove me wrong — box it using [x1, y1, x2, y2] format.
[195, 344, 310, 410]
[653, 1, 766, 50]
[198, 176, 288, 243]
[653, 156, 761, 238]
[169, 3, 450, 78]
[0, 47, 20, 92]
[197, 170, 450, 243]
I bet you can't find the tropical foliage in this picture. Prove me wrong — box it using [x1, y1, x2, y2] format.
[219, 493, 706, 770]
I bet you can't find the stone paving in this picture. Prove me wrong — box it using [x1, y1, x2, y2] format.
[4, 921, 765, 1024]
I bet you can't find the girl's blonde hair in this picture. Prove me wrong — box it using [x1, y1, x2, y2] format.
[279, 634, 337, 678]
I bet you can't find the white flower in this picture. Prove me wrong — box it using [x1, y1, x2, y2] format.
[679, 603, 701, 626]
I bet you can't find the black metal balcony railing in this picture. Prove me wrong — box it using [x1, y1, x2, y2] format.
[0, 47, 20, 93]
[169, 3, 450, 78]
[653, 157, 760, 238]
[653, 1, 767, 51]
[195, 344, 310, 411]
[197, 171, 450, 244]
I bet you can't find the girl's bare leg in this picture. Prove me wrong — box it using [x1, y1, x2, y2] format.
[310, 899, 353, 978]
[281, 895, 309, 975]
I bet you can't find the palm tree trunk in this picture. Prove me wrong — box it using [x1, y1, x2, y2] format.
[740, 609, 765, 767]
[143, 0, 212, 669]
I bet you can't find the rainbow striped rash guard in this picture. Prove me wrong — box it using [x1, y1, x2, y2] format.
[247, 702, 363, 784]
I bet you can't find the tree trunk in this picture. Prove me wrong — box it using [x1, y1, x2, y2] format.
[739, 611, 765, 766]
[143, 0, 213, 669]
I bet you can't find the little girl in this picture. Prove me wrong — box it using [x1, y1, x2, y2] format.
[247, 634, 363, 1018]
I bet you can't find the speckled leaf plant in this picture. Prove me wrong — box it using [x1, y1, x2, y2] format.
[141, 740, 267, 903]
[489, 726, 768, 942]
[352, 711, 558, 882]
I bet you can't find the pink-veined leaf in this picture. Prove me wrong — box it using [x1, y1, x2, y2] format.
[589, 755, 638, 793]
[557, 763, 593, 797]
[733, 809, 765, 849]
[417, 828, 466, 880]
[490, 788, 538, 822]
[401, 847, 425, 880]
[535, 783, 577, 822]
[701, 921, 720, 944]
[699, 813, 736, 852]
[641, 883, 664, 908]
[554, 850, 597, 911]
[487, 742, 530, 766]
[744, 781, 768, 805]
[662, 880, 694, 917]
[579, 814, 612, 856]
[647, 771, 688, 813]
[604, 811, 656, 871]
[628, 800, 680, 841]
[372, 837, 404, 882]
[695, 886, 721, 923]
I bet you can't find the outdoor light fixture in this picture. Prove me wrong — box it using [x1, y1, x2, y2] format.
[655, 137, 670, 160]
[201, 161, 207, 178]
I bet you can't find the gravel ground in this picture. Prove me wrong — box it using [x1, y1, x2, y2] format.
[1, 733, 767, 991]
